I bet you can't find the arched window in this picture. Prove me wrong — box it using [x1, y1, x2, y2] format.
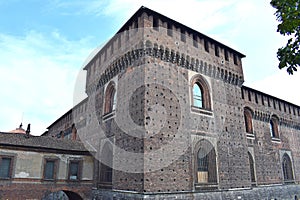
[270, 115, 279, 138]
[104, 82, 117, 114]
[195, 140, 217, 184]
[191, 75, 211, 110]
[282, 153, 293, 182]
[100, 142, 113, 188]
[248, 152, 256, 183]
[193, 84, 203, 108]
[244, 108, 253, 134]
[71, 124, 77, 141]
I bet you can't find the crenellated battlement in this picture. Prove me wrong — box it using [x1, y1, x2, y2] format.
[84, 6, 246, 96]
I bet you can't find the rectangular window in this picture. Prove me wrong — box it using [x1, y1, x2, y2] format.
[0, 157, 13, 179]
[193, 34, 198, 48]
[233, 54, 238, 65]
[224, 49, 229, 61]
[167, 23, 173, 36]
[248, 91, 251, 101]
[153, 17, 159, 31]
[215, 45, 219, 57]
[110, 43, 114, 55]
[133, 20, 138, 31]
[68, 160, 81, 181]
[241, 89, 244, 99]
[181, 29, 186, 42]
[44, 159, 58, 180]
[204, 40, 209, 52]
[118, 35, 121, 49]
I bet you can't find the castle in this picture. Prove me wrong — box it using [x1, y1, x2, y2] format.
[1, 6, 300, 199]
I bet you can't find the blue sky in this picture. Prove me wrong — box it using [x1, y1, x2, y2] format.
[0, 0, 299, 135]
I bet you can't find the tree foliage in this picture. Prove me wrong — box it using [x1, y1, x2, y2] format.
[270, 0, 300, 74]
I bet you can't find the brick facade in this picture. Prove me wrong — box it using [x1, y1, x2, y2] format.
[46, 6, 300, 199]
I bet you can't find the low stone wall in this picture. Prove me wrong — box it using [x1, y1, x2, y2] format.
[93, 184, 300, 200]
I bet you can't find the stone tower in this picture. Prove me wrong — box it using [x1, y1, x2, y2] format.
[77, 6, 300, 199]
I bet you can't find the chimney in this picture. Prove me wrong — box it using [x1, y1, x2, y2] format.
[25, 123, 30, 138]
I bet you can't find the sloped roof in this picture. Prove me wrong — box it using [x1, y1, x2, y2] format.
[0, 132, 91, 155]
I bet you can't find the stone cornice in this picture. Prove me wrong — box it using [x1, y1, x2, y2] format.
[86, 42, 244, 95]
[252, 110, 300, 130]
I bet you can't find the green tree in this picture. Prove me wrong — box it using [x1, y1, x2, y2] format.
[270, 0, 300, 74]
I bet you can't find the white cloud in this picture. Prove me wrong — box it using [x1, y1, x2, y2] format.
[95, 0, 300, 106]
[245, 70, 300, 106]
[0, 31, 91, 135]
[1, 0, 299, 136]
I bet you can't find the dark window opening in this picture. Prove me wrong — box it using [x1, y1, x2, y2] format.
[279, 102, 281, 111]
[193, 34, 198, 48]
[0, 157, 12, 179]
[68, 161, 81, 181]
[293, 107, 296, 115]
[248, 152, 256, 182]
[284, 104, 286, 112]
[181, 29, 186, 42]
[241, 89, 244, 99]
[133, 20, 138, 31]
[244, 108, 253, 134]
[233, 54, 238, 65]
[204, 40, 209, 52]
[270, 116, 279, 138]
[153, 17, 159, 31]
[282, 154, 294, 182]
[167, 23, 172, 36]
[215, 45, 219, 57]
[44, 159, 58, 180]
[224, 49, 229, 61]
[248, 91, 251, 101]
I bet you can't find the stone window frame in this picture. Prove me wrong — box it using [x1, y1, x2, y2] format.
[248, 151, 256, 185]
[270, 115, 280, 140]
[190, 74, 212, 115]
[99, 142, 113, 189]
[103, 81, 117, 119]
[194, 139, 218, 190]
[42, 157, 59, 181]
[244, 107, 254, 135]
[0, 154, 15, 180]
[282, 153, 294, 183]
[67, 159, 83, 181]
